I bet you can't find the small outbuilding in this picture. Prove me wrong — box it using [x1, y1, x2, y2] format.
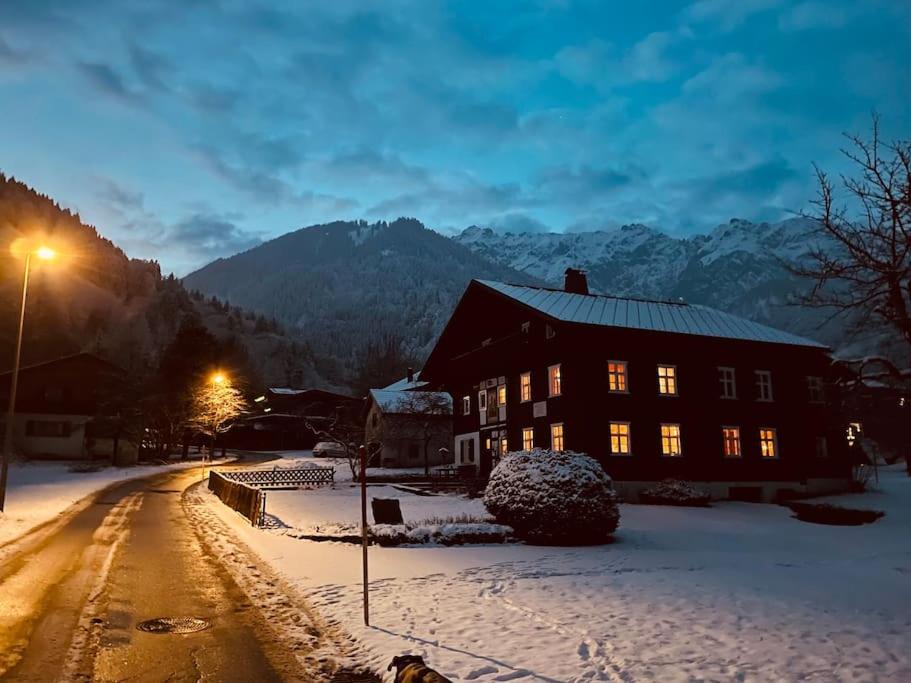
[365, 387, 453, 470]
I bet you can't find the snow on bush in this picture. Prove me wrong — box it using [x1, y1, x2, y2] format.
[483, 449, 619, 545]
[371, 522, 513, 546]
[639, 479, 711, 506]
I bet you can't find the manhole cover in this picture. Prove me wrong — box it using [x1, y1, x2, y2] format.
[136, 617, 211, 634]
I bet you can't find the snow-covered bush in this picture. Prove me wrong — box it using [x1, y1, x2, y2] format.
[483, 450, 619, 545]
[639, 479, 710, 506]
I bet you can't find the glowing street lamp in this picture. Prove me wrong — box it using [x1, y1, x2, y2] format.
[211, 372, 226, 385]
[1, 244, 59, 511]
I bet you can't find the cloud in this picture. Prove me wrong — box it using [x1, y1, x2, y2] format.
[533, 163, 642, 203]
[487, 213, 552, 234]
[76, 61, 138, 101]
[681, 0, 784, 31]
[554, 31, 685, 89]
[170, 212, 262, 253]
[777, 2, 851, 31]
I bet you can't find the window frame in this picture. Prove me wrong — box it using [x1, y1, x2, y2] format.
[659, 423, 683, 457]
[550, 422, 565, 451]
[497, 384, 507, 406]
[478, 389, 487, 412]
[759, 427, 779, 459]
[721, 426, 742, 458]
[462, 395, 471, 415]
[520, 372, 532, 403]
[548, 364, 562, 397]
[657, 364, 678, 396]
[608, 421, 632, 456]
[522, 427, 534, 451]
[607, 360, 629, 394]
[755, 370, 774, 402]
[718, 366, 737, 399]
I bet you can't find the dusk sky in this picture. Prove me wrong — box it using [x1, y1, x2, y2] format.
[1, 0, 908, 275]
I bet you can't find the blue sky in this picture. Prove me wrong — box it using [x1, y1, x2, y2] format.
[1, 0, 908, 275]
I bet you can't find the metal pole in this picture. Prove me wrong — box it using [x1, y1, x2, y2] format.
[0, 252, 31, 512]
[359, 444, 369, 625]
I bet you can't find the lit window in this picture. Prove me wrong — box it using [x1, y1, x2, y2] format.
[846, 422, 862, 446]
[722, 426, 741, 458]
[759, 428, 778, 458]
[660, 423, 682, 456]
[657, 365, 677, 395]
[548, 364, 562, 397]
[755, 370, 773, 401]
[550, 423, 565, 451]
[609, 422, 631, 455]
[607, 361, 628, 393]
[522, 427, 534, 451]
[520, 372, 532, 402]
[462, 396, 470, 415]
[807, 376, 824, 403]
[500, 437, 508, 455]
[498, 384, 507, 406]
[816, 436, 828, 459]
[719, 367, 737, 399]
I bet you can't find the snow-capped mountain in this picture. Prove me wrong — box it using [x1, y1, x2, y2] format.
[455, 217, 856, 350]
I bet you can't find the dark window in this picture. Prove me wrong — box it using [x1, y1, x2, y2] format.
[26, 420, 72, 438]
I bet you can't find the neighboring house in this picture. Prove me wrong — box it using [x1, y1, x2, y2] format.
[228, 387, 363, 450]
[365, 388, 453, 469]
[0, 353, 125, 460]
[421, 269, 852, 502]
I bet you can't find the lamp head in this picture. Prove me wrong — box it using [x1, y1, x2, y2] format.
[35, 246, 56, 261]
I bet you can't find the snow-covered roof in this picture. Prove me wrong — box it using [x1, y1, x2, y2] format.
[369, 389, 452, 415]
[477, 280, 827, 349]
[268, 387, 307, 395]
[381, 372, 428, 391]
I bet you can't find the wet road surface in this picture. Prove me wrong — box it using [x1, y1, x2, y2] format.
[0, 460, 317, 681]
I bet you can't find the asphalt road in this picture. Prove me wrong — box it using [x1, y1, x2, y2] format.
[0, 459, 323, 681]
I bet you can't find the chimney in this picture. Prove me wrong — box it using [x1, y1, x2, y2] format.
[564, 268, 589, 295]
[406, 367, 414, 384]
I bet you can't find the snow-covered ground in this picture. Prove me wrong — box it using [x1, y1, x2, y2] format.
[0, 458, 200, 547]
[204, 453, 911, 682]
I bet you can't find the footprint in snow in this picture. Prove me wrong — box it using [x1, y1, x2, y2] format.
[494, 670, 531, 681]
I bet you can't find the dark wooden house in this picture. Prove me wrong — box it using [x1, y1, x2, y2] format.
[0, 353, 125, 460]
[226, 387, 364, 451]
[421, 271, 852, 502]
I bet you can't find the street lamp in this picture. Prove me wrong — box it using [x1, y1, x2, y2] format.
[1, 244, 58, 511]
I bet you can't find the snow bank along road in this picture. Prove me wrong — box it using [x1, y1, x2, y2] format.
[0, 462, 371, 681]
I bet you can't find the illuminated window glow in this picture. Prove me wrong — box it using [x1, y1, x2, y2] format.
[522, 427, 534, 451]
[660, 423, 682, 456]
[722, 426, 741, 458]
[607, 361, 628, 392]
[550, 423, 564, 451]
[498, 384, 507, 406]
[609, 422, 631, 455]
[548, 364, 562, 397]
[759, 428, 778, 458]
[520, 372, 532, 402]
[657, 365, 677, 395]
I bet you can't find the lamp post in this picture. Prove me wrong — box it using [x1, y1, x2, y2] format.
[1, 245, 56, 512]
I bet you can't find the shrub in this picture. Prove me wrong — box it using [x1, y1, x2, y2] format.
[788, 502, 884, 526]
[639, 479, 711, 507]
[483, 450, 619, 545]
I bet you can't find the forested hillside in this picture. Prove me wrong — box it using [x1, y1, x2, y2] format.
[183, 218, 541, 392]
[0, 173, 329, 391]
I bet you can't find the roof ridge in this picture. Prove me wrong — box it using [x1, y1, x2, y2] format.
[474, 279, 689, 307]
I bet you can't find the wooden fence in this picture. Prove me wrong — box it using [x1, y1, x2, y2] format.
[219, 467, 335, 488]
[208, 471, 264, 526]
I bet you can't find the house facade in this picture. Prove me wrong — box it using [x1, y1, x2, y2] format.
[421, 272, 852, 502]
[365, 388, 453, 469]
[0, 353, 126, 460]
